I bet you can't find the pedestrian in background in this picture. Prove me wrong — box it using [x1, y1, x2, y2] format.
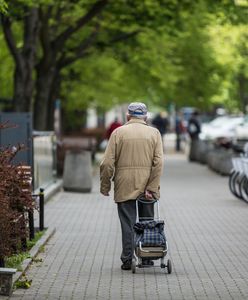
[152, 112, 169, 144]
[106, 117, 122, 139]
[100, 102, 164, 270]
[99, 117, 122, 151]
[187, 110, 201, 161]
[175, 111, 185, 152]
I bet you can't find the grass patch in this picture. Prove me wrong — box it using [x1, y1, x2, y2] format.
[5, 252, 31, 271]
[27, 230, 45, 250]
[5, 230, 46, 271]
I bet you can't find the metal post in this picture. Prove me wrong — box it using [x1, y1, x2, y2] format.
[28, 210, 35, 240]
[39, 188, 45, 231]
[21, 237, 27, 251]
[0, 257, 5, 267]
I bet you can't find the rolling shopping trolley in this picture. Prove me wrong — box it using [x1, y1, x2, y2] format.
[131, 194, 172, 274]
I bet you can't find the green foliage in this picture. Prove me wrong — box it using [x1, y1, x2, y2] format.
[15, 275, 32, 289]
[26, 230, 45, 250]
[1, 0, 248, 126]
[172, 4, 222, 110]
[208, 22, 248, 111]
[0, 31, 14, 101]
[5, 230, 45, 271]
[0, 0, 7, 13]
[5, 252, 31, 271]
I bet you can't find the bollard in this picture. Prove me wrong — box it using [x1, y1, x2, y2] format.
[0, 258, 4, 268]
[28, 210, 35, 240]
[39, 188, 45, 231]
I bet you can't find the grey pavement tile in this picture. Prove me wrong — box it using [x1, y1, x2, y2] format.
[4, 154, 248, 300]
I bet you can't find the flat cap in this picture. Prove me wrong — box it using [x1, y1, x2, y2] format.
[127, 102, 147, 117]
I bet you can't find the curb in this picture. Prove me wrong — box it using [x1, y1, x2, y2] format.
[44, 179, 63, 203]
[34, 179, 63, 204]
[13, 227, 56, 284]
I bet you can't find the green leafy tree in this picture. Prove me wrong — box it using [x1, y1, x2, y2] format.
[1, 0, 210, 130]
[1, 0, 248, 132]
[0, 0, 7, 13]
[0, 31, 14, 107]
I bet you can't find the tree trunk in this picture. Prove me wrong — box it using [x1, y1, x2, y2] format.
[47, 71, 61, 131]
[13, 59, 35, 111]
[34, 63, 56, 130]
[238, 74, 248, 114]
[1, 8, 39, 112]
[13, 64, 27, 111]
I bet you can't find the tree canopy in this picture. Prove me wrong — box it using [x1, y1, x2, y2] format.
[0, 0, 248, 130]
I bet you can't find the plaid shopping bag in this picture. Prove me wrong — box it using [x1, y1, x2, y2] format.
[134, 220, 166, 247]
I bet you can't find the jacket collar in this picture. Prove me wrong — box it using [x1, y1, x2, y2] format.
[125, 118, 148, 126]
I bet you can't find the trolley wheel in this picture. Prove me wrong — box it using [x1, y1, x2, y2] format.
[167, 259, 172, 274]
[161, 263, 166, 268]
[131, 259, 136, 274]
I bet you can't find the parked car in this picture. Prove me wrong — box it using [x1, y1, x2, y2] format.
[234, 115, 248, 141]
[200, 116, 244, 141]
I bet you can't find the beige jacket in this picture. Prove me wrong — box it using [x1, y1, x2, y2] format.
[100, 118, 164, 202]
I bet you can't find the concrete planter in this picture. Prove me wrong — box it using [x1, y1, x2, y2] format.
[0, 268, 16, 296]
[207, 149, 237, 175]
[63, 150, 92, 192]
[189, 140, 200, 162]
[195, 140, 214, 164]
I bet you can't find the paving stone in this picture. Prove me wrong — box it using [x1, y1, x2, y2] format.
[1, 153, 248, 300]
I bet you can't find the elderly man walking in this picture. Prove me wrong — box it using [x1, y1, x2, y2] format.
[100, 102, 164, 270]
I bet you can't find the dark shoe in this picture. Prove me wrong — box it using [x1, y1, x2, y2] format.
[142, 259, 154, 266]
[121, 261, 131, 270]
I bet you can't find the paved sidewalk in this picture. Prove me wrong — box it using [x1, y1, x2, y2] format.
[3, 153, 248, 300]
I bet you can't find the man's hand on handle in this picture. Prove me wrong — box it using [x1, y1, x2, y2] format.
[145, 190, 153, 200]
[101, 190, 153, 198]
[101, 191, 109, 196]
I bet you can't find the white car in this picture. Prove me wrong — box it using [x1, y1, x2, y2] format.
[200, 116, 244, 141]
[234, 116, 248, 141]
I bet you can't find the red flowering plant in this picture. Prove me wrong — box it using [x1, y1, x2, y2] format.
[0, 123, 35, 267]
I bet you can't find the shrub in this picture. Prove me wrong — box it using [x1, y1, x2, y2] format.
[0, 122, 35, 266]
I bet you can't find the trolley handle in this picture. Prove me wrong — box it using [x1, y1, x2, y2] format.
[136, 193, 160, 222]
[137, 198, 158, 204]
[136, 193, 158, 204]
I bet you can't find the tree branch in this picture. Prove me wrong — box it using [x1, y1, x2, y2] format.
[94, 29, 141, 51]
[39, 7, 52, 59]
[1, 14, 22, 67]
[57, 23, 101, 69]
[109, 30, 141, 44]
[52, 0, 108, 50]
[23, 8, 39, 57]
[58, 50, 92, 69]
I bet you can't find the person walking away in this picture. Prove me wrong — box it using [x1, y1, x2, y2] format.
[187, 111, 201, 161]
[152, 112, 169, 145]
[99, 117, 122, 151]
[106, 117, 122, 139]
[175, 111, 185, 152]
[100, 102, 164, 270]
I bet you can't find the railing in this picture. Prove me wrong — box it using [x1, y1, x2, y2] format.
[33, 131, 57, 190]
[229, 153, 248, 203]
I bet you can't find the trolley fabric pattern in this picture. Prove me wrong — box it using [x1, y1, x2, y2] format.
[134, 220, 166, 247]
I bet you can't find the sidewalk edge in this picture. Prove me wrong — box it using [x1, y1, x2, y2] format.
[34, 179, 63, 203]
[13, 227, 56, 284]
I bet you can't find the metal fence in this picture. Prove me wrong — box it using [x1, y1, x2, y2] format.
[33, 131, 57, 190]
[0, 113, 57, 191]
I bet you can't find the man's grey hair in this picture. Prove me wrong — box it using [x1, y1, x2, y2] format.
[127, 102, 148, 119]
